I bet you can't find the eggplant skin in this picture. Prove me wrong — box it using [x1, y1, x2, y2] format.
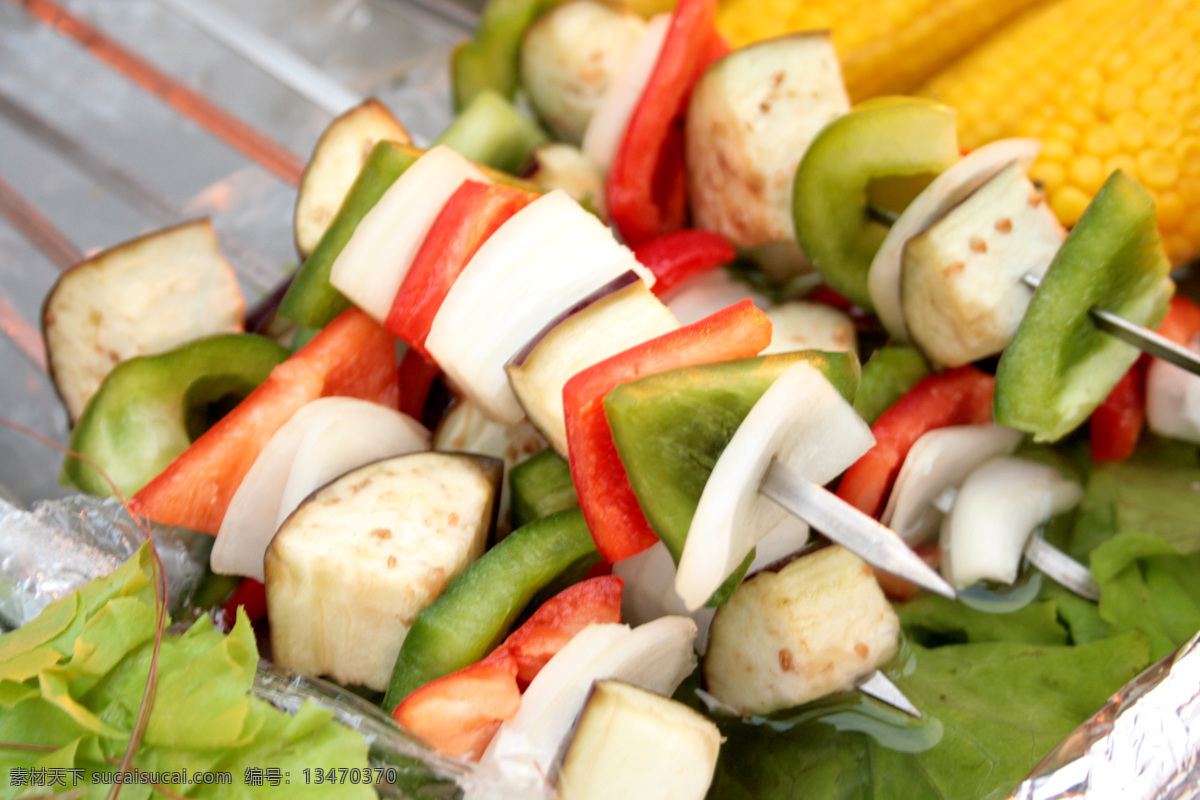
[703, 545, 899, 716]
[265, 452, 497, 692]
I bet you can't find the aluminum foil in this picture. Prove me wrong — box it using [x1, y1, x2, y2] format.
[1010, 631, 1200, 800]
[252, 663, 555, 800]
[0, 494, 213, 630]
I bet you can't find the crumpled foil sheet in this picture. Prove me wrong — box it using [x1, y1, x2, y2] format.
[0, 494, 212, 629]
[253, 663, 556, 800]
[1010, 631, 1200, 800]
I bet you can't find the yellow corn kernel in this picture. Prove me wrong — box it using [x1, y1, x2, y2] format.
[922, 0, 1200, 266]
[713, 0, 1052, 101]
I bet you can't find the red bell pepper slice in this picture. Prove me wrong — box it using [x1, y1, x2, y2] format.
[392, 649, 522, 761]
[836, 366, 995, 519]
[391, 575, 623, 760]
[564, 299, 772, 562]
[607, 0, 727, 247]
[1156, 295, 1200, 345]
[397, 347, 442, 421]
[220, 577, 267, 630]
[634, 229, 735, 297]
[502, 574, 623, 687]
[130, 308, 400, 534]
[1089, 356, 1149, 463]
[385, 180, 537, 359]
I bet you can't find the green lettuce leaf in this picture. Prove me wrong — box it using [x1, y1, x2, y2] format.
[1090, 532, 1200, 662]
[0, 544, 373, 799]
[1069, 437, 1200, 559]
[706, 632, 1149, 800]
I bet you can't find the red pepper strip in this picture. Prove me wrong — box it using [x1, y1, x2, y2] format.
[397, 347, 441, 421]
[1090, 356, 1149, 463]
[607, 0, 726, 247]
[131, 309, 400, 534]
[808, 286, 855, 313]
[502, 575, 623, 687]
[634, 229, 735, 296]
[391, 576, 623, 760]
[392, 649, 522, 761]
[564, 299, 772, 562]
[836, 366, 995, 519]
[1156, 295, 1200, 345]
[385, 180, 537, 360]
[221, 577, 267, 629]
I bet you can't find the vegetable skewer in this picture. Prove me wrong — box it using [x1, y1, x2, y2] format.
[760, 460, 954, 599]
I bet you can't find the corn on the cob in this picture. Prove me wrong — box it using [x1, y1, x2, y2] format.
[923, 0, 1200, 266]
[713, 0, 1050, 100]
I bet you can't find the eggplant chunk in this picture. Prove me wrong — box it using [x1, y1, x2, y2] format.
[557, 681, 722, 800]
[294, 98, 411, 258]
[43, 219, 245, 422]
[265, 451, 500, 691]
[685, 32, 849, 250]
[507, 280, 679, 456]
[519, 0, 647, 145]
[902, 163, 1066, 367]
[761, 300, 857, 356]
[703, 545, 900, 716]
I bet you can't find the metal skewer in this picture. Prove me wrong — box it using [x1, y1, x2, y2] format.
[930, 485, 1100, 601]
[760, 458, 957, 600]
[752, 460, 957, 717]
[1021, 272, 1200, 376]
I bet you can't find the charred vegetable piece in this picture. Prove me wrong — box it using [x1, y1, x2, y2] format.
[43, 219, 246, 422]
[384, 507, 600, 710]
[792, 97, 959, 310]
[281, 141, 420, 329]
[556, 680, 722, 800]
[510, 449, 578, 529]
[266, 451, 500, 692]
[704, 544, 900, 716]
[994, 171, 1174, 442]
[62, 333, 288, 498]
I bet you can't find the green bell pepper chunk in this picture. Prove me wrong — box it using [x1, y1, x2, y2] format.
[995, 170, 1174, 443]
[62, 333, 290, 498]
[279, 141, 420, 329]
[792, 96, 959, 310]
[435, 89, 550, 175]
[510, 449, 578, 529]
[853, 343, 930, 425]
[451, 0, 568, 111]
[604, 351, 860, 605]
[384, 507, 599, 709]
